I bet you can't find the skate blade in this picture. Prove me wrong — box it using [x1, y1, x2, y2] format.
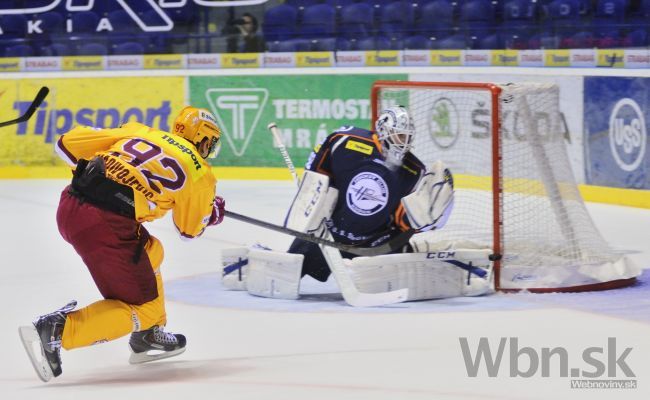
[128, 347, 186, 365]
[18, 325, 53, 382]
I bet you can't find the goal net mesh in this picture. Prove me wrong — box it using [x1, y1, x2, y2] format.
[373, 81, 638, 291]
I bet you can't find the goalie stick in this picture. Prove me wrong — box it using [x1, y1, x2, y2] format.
[265, 121, 409, 307]
[225, 210, 414, 257]
[0, 86, 49, 128]
[267, 122, 300, 185]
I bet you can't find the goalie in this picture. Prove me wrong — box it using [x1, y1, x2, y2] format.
[223, 106, 492, 304]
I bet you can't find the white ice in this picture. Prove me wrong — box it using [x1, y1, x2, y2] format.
[1, 180, 649, 400]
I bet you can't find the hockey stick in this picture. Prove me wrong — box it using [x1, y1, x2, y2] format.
[0, 86, 49, 128]
[266, 122, 409, 306]
[267, 122, 300, 185]
[225, 209, 414, 257]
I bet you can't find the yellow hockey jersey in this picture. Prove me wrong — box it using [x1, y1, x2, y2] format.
[55, 122, 217, 239]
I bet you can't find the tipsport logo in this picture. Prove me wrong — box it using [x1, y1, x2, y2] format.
[0, 0, 267, 33]
[9, 97, 172, 143]
[608, 98, 647, 172]
[205, 88, 269, 157]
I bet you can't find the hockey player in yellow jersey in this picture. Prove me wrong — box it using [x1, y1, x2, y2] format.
[18, 106, 225, 382]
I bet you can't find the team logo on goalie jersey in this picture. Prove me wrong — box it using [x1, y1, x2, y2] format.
[346, 172, 388, 216]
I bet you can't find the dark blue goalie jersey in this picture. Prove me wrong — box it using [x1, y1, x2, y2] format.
[305, 126, 425, 246]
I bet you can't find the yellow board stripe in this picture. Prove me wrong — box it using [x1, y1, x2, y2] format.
[1, 166, 649, 209]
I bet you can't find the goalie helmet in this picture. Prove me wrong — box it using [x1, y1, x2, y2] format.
[172, 106, 222, 159]
[375, 105, 415, 169]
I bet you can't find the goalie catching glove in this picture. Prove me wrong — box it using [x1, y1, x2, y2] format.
[401, 160, 454, 232]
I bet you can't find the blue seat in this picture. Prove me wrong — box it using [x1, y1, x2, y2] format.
[266, 40, 297, 52]
[542, 0, 581, 21]
[36, 11, 65, 33]
[561, 30, 595, 48]
[459, 0, 495, 22]
[4, 44, 34, 57]
[623, 27, 648, 47]
[354, 36, 392, 51]
[641, 0, 650, 16]
[108, 10, 138, 33]
[285, 0, 321, 6]
[473, 33, 502, 49]
[594, 0, 627, 20]
[70, 11, 100, 34]
[378, 1, 416, 39]
[266, 38, 310, 52]
[76, 42, 108, 56]
[93, 1, 123, 16]
[503, 0, 538, 20]
[165, 2, 198, 26]
[528, 30, 561, 49]
[105, 10, 145, 50]
[459, 0, 496, 38]
[300, 3, 336, 38]
[112, 41, 145, 55]
[0, 15, 28, 39]
[433, 34, 468, 49]
[404, 35, 431, 49]
[339, 2, 375, 39]
[263, 4, 298, 42]
[500, 0, 538, 42]
[311, 37, 350, 51]
[577, 0, 595, 16]
[416, 0, 455, 36]
[323, 0, 355, 5]
[39, 42, 71, 56]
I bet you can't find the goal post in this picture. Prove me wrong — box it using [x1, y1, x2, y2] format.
[371, 80, 640, 292]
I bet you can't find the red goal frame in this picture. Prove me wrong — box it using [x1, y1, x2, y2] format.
[371, 80, 637, 293]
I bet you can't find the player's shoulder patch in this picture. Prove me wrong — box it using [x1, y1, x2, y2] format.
[345, 139, 374, 155]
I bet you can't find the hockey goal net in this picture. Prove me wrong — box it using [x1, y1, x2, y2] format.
[371, 80, 639, 292]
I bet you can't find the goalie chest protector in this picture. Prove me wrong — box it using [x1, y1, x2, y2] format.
[307, 127, 424, 244]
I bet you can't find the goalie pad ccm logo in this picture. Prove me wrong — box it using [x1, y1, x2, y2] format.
[609, 98, 646, 172]
[346, 172, 388, 216]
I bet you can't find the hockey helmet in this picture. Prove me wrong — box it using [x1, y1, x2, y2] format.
[173, 106, 222, 159]
[375, 105, 415, 168]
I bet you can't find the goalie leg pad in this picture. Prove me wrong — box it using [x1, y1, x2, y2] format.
[246, 249, 304, 300]
[344, 249, 493, 301]
[221, 247, 251, 290]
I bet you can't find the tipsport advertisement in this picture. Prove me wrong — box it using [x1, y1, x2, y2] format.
[0, 77, 185, 166]
[584, 77, 650, 189]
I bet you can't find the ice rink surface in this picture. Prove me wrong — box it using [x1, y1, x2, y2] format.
[1, 179, 648, 400]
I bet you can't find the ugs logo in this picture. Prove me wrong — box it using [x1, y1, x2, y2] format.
[609, 98, 646, 172]
[346, 172, 388, 216]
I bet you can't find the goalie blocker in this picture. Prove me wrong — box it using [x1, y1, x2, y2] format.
[221, 168, 491, 301]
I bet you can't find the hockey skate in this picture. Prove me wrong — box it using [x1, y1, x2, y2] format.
[128, 326, 186, 364]
[18, 300, 77, 382]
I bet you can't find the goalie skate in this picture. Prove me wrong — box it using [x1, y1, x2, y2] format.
[128, 326, 187, 364]
[18, 300, 77, 382]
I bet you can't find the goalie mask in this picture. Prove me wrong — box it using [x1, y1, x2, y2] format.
[375, 105, 415, 169]
[173, 106, 222, 159]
